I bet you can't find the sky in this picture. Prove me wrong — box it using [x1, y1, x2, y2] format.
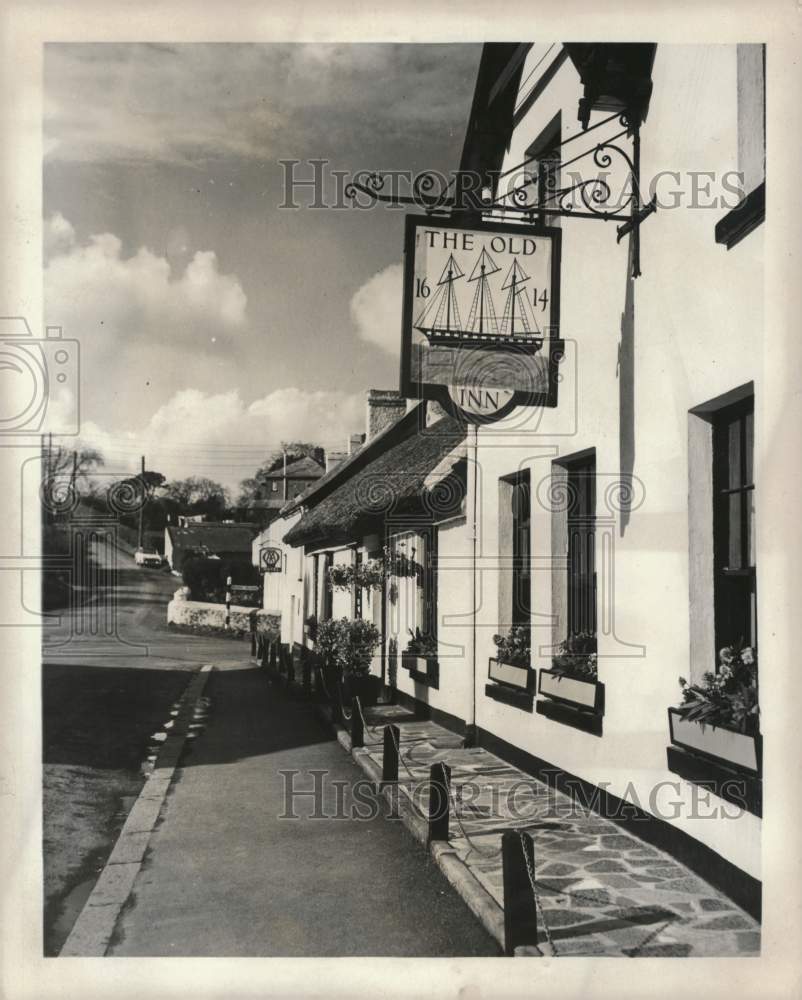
[43, 42, 481, 494]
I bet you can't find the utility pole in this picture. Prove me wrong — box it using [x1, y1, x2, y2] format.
[137, 455, 145, 549]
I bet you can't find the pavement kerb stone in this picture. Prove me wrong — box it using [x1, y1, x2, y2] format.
[59, 664, 213, 957]
[316, 702, 509, 953]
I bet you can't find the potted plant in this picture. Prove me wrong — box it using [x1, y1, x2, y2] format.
[383, 544, 418, 580]
[328, 557, 386, 592]
[538, 631, 603, 711]
[354, 558, 385, 591]
[328, 563, 354, 591]
[317, 617, 382, 706]
[669, 641, 760, 773]
[402, 627, 439, 685]
[489, 626, 533, 691]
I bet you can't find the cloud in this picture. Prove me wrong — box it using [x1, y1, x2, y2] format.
[44, 211, 76, 258]
[45, 213, 248, 349]
[44, 43, 480, 166]
[78, 386, 365, 491]
[350, 263, 403, 355]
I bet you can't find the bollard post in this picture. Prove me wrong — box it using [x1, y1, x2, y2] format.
[502, 829, 538, 957]
[427, 762, 451, 843]
[351, 696, 364, 748]
[382, 724, 399, 782]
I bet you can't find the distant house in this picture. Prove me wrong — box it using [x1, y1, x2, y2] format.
[245, 455, 327, 526]
[164, 521, 259, 573]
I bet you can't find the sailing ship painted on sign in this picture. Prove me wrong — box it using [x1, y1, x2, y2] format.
[414, 246, 544, 351]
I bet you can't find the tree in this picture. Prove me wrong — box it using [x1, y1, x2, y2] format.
[236, 442, 324, 506]
[163, 476, 230, 518]
[44, 443, 104, 489]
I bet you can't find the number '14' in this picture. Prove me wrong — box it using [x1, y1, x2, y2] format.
[532, 288, 549, 312]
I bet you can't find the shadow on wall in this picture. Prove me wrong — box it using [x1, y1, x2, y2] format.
[617, 242, 636, 536]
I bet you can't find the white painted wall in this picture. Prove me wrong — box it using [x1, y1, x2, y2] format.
[425, 45, 762, 878]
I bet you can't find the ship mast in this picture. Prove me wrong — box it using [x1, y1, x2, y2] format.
[466, 247, 501, 337]
[500, 258, 540, 339]
[413, 253, 464, 336]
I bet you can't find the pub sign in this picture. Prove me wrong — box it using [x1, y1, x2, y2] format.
[400, 215, 562, 423]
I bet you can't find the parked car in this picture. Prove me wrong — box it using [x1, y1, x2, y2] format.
[135, 547, 163, 567]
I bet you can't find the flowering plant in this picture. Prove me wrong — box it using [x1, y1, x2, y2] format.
[328, 563, 354, 591]
[405, 627, 438, 659]
[328, 558, 386, 592]
[492, 627, 531, 668]
[383, 545, 418, 579]
[677, 640, 759, 735]
[317, 617, 381, 677]
[551, 631, 598, 681]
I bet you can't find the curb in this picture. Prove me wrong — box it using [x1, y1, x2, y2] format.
[59, 664, 213, 957]
[315, 703, 509, 953]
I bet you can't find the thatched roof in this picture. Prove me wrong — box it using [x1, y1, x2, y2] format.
[167, 522, 258, 555]
[283, 414, 467, 546]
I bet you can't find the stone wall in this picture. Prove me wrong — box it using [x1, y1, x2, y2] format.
[167, 593, 280, 636]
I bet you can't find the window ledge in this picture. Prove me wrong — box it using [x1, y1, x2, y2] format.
[485, 682, 534, 712]
[715, 181, 764, 250]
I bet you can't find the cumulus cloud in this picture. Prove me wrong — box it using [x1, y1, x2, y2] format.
[350, 263, 403, 355]
[44, 213, 247, 348]
[44, 210, 76, 259]
[79, 386, 365, 491]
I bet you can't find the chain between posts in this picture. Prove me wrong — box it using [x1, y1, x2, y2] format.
[518, 830, 557, 955]
[354, 695, 384, 737]
[443, 767, 501, 859]
[386, 721, 420, 781]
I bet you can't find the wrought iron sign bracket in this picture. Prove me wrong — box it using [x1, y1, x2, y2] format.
[345, 112, 656, 279]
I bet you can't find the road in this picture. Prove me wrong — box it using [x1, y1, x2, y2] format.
[43, 541, 498, 957]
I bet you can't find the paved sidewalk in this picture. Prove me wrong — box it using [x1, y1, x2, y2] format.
[347, 703, 760, 957]
[105, 664, 499, 956]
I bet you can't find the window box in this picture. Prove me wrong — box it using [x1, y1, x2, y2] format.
[536, 668, 604, 735]
[666, 708, 762, 816]
[401, 652, 439, 688]
[667, 708, 760, 773]
[488, 657, 534, 692]
[538, 668, 603, 711]
[486, 658, 535, 711]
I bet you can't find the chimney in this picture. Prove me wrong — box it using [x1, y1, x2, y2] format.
[326, 450, 348, 473]
[366, 388, 406, 440]
[349, 433, 366, 455]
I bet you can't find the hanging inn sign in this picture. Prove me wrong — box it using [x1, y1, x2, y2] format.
[400, 215, 563, 423]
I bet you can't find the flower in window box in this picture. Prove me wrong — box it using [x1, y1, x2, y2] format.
[492, 627, 531, 668]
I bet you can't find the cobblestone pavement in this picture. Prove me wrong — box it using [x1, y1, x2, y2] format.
[358, 704, 760, 957]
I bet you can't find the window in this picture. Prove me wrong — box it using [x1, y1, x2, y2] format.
[512, 475, 532, 628]
[352, 548, 363, 619]
[499, 470, 531, 633]
[550, 450, 596, 648]
[712, 397, 756, 651]
[389, 530, 437, 642]
[566, 456, 596, 636]
[321, 551, 334, 620]
[271, 482, 278, 493]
